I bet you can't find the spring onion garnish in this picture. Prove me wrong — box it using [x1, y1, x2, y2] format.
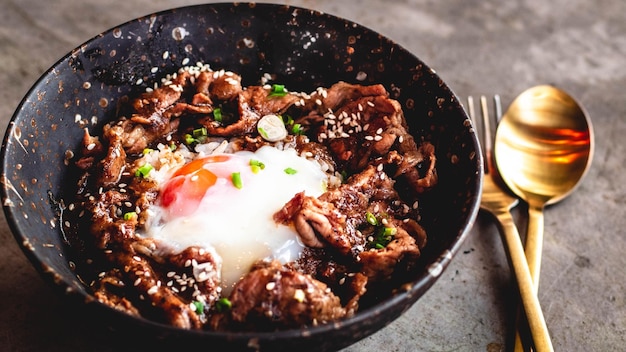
[282, 115, 294, 126]
[281, 114, 305, 135]
[123, 211, 137, 221]
[371, 226, 397, 249]
[213, 107, 223, 122]
[142, 148, 153, 155]
[193, 127, 207, 138]
[284, 167, 298, 175]
[192, 127, 208, 144]
[268, 84, 288, 97]
[184, 133, 196, 145]
[216, 298, 232, 312]
[257, 114, 288, 142]
[192, 301, 205, 314]
[340, 170, 349, 183]
[291, 123, 304, 135]
[135, 163, 153, 178]
[365, 211, 378, 226]
[231, 172, 243, 189]
[249, 159, 265, 174]
[365, 212, 397, 249]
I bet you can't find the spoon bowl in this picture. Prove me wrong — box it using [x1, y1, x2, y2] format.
[495, 85, 593, 208]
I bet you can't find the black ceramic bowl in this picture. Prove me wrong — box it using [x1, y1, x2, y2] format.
[1, 3, 481, 351]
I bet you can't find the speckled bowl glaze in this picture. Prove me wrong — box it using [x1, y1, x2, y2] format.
[1, 3, 481, 351]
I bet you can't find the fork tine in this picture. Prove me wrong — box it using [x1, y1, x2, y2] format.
[479, 96, 494, 174]
[494, 94, 503, 122]
[467, 96, 486, 171]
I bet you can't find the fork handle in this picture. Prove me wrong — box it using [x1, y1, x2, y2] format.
[514, 205, 546, 351]
[494, 210, 554, 352]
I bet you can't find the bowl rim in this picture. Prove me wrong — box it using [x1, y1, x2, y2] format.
[1, 1, 483, 345]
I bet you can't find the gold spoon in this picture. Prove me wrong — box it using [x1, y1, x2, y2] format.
[494, 85, 594, 351]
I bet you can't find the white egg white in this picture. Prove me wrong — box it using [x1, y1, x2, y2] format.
[142, 146, 328, 294]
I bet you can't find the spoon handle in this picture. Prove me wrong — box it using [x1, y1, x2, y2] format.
[494, 209, 554, 352]
[525, 205, 545, 290]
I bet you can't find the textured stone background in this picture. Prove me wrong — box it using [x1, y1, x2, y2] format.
[1, 0, 624, 351]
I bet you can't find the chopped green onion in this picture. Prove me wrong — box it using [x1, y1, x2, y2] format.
[169, 143, 177, 151]
[192, 127, 208, 143]
[369, 226, 396, 249]
[142, 148, 153, 155]
[366, 211, 378, 226]
[284, 167, 298, 175]
[291, 123, 304, 135]
[282, 115, 294, 126]
[249, 159, 265, 174]
[123, 211, 137, 221]
[193, 127, 207, 138]
[192, 301, 205, 313]
[340, 170, 349, 183]
[268, 84, 288, 97]
[216, 298, 232, 312]
[213, 108, 222, 122]
[184, 133, 196, 145]
[231, 172, 243, 189]
[383, 226, 397, 237]
[135, 163, 153, 178]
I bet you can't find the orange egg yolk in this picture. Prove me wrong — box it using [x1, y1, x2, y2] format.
[160, 155, 231, 217]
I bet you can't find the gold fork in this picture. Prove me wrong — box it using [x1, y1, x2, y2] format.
[468, 96, 554, 352]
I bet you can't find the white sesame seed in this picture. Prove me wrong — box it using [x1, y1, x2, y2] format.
[367, 101, 375, 107]
[294, 289, 305, 302]
[134, 278, 142, 286]
[147, 286, 158, 295]
[266, 282, 276, 290]
[364, 135, 374, 141]
[374, 135, 383, 141]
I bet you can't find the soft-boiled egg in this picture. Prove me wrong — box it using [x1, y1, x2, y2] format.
[142, 145, 328, 293]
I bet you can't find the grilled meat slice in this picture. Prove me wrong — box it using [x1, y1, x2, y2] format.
[213, 260, 347, 331]
[274, 165, 426, 281]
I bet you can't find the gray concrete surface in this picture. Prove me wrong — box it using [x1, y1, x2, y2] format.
[1, 0, 624, 351]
